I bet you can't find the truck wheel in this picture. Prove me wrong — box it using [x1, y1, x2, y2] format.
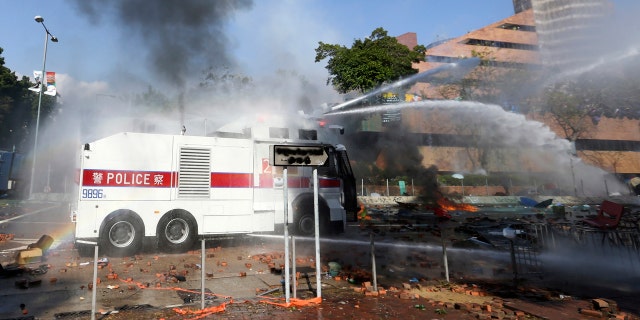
[101, 214, 143, 257]
[294, 212, 315, 236]
[158, 211, 197, 253]
[293, 201, 328, 237]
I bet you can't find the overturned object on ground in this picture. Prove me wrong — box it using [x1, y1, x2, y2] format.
[28, 235, 54, 253]
[16, 248, 43, 265]
[12, 234, 54, 266]
[15, 235, 54, 265]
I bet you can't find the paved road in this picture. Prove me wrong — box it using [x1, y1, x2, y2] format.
[1, 200, 639, 318]
[0, 201, 72, 250]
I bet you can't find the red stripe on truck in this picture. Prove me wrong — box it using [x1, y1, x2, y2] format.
[82, 169, 173, 187]
[82, 170, 341, 189]
[210, 173, 253, 188]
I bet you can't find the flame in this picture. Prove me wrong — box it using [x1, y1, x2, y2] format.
[435, 197, 478, 217]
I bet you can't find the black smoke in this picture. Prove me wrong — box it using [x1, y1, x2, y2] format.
[69, 0, 253, 90]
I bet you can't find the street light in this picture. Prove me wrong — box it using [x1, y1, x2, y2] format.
[29, 15, 58, 199]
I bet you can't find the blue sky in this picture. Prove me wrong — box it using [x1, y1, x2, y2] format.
[1, 1, 515, 96]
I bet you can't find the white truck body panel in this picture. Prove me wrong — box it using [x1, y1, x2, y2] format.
[74, 130, 345, 245]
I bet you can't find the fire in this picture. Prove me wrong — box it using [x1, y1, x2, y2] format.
[437, 197, 479, 212]
[433, 197, 478, 218]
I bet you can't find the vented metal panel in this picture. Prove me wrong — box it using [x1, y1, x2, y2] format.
[178, 147, 211, 198]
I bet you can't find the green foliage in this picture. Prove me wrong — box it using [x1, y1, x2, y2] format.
[315, 27, 424, 94]
[0, 47, 48, 152]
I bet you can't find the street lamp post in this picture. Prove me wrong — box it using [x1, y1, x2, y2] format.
[29, 16, 58, 199]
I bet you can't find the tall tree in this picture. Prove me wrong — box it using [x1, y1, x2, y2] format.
[315, 28, 425, 94]
[0, 47, 41, 152]
[542, 81, 597, 142]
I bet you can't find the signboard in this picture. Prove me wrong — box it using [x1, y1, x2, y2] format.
[270, 145, 328, 167]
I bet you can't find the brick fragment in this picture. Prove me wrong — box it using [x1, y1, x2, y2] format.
[592, 298, 609, 310]
[579, 308, 604, 318]
[474, 313, 491, 320]
[454, 303, 469, 311]
[398, 292, 414, 300]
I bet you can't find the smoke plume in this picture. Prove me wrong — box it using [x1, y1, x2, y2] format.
[69, 0, 253, 91]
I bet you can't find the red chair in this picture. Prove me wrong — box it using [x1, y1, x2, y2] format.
[583, 200, 625, 230]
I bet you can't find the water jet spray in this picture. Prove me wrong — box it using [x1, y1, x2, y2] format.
[327, 58, 480, 113]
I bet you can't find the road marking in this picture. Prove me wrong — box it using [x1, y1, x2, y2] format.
[0, 203, 64, 225]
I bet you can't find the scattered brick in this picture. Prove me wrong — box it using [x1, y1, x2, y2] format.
[474, 313, 491, 320]
[579, 308, 604, 318]
[398, 292, 414, 300]
[454, 302, 470, 311]
[490, 310, 506, 319]
[0, 233, 15, 241]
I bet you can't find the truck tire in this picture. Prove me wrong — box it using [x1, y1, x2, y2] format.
[101, 212, 143, 257]
[157, 210, 197, 253]
[294, 211, 315, 237]
[293, 198, 329, 237]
